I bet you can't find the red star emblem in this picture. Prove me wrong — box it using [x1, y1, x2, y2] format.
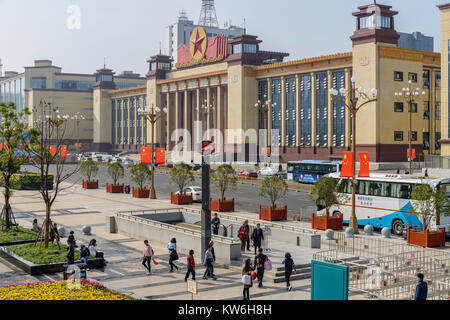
[191, 29, 205, 56]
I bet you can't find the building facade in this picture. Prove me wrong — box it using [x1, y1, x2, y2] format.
[92, 2, 441, 164]
[398, 31, 434, 52]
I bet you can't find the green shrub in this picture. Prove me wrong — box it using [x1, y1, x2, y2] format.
[7, 242, 83, 265]
[0, 224, 38, 243]
[0, 172, 54, 190]
[80, 161, 98, 182]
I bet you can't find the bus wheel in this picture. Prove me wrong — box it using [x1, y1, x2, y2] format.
[332, 211, 342, 218]
[392, 220, 404, 236]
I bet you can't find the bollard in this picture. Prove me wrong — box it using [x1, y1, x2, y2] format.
[381, 227, 391, 239]
[82, 225, 92, 235]
[345, 227, 355, 238]
[364, 224, 374, 236]
[325, 229, 335, 240]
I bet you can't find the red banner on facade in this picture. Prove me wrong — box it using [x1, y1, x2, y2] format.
[358, 152, 370, 178]
[341, 152, 354, 178]
[140, 147, 152, 164]
[407, 149, 416, 159]
[49, 146, 57, 157]
[59, 145, 67, 158]
[75, 143, 82, 149]
[155, 148, 165, 165]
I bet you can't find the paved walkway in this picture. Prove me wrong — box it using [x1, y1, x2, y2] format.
[0, 183, 365, 300]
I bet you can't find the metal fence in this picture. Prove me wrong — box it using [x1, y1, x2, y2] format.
[425, 155, 450, 169]
[315, 234, 450, 300]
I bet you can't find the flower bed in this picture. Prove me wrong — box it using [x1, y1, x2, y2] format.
[171, 193, 193, 205]
[0, 280, 135, 300]
[83, 180, 99, 190]
[106, 184, 124, 194]
[406, 226, 446, 248]
[259, 205, 287, 222]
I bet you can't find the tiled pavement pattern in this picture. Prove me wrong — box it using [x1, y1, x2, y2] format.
[0, 183, 370, 300]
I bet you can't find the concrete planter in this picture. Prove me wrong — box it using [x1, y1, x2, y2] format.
[106, 184, 124, 194]
[259, 205, 287, 222]
[406, 226, 446, 248]
[210, 198, 235, 212]
[311, 213, 344, 231]
[0, 246, 105, 275]
[82, 180, 98, 190]
[171, 193, 193, 205]
[132, 188, 150, 198]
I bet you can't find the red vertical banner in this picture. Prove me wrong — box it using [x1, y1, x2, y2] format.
[49, 146, 57, 157]
[140, 147, 152, 164]
[407, 149, 416, 159]
[0, 143, 8, 152]
[59, 145, 67, 158]
[155, 148, 165, 164]
[358, 152, 370, 178]
[341, 152, 354, 178]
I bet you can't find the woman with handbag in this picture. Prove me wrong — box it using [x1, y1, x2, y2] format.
[167, 238, 179, 272]
[242, 259, 254, 300]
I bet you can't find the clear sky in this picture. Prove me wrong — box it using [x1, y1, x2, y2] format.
[0, 0, 446, 76]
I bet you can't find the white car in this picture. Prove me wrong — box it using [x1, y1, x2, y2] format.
[258, 166, 278, 177]
[176, 186, 202, 202]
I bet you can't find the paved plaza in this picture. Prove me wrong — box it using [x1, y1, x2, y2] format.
[0, 178, 374, 300]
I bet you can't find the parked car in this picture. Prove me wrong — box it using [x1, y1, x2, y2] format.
[112, 157, 123, 163]
[238, 170, 258, 178]
[258, 166, 279, 177]
[176, 186, 202, 202]
[189, 163, 202, 171]
[122, 158, 134, 166]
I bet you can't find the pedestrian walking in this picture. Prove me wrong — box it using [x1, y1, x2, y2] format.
[415, 273, 428, 301]
[251, 223, 265, 255]
[238, 220, 250, 253]
[282, 253, 296, 291]
[253, 248, 267, 288]
[203, 245, 216, 280]
[209, 240, 216, 277]
[212, 213, 221, 235]
[241, 259, 254, 300]
[168, 238, 179, 272]
[185, 250, 196, 282]
[68, 231, 78, 248]
[142, 240, 153, 275]
[50, 223, 60, 243]
[66, 240, 75, 265]
[80, 245, 90, 270]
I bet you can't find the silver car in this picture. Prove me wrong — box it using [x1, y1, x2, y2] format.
[177, 186, 202, 202]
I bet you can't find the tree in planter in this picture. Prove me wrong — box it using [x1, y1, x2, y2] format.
[259, 175, 288, 209]
[107, 162, 124, 186]
[211, 164, 237, 201]
[130, 164, 151, 190]
[169, 163, 194, 195]
[80, 160, 99, 182]
[309, 177, 340, 216]
[0, 102, 39, 229]
[411, 184, 450, 231]
[27, 100, 80, 248]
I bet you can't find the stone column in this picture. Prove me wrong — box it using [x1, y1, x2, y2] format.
[327, 70, 333, 147]
[121, 99, 125, 145]
[166, 92, 171, 150]
[217, 85, 223, 153]
[196, 87, 202, 153]
[184, 89, 190, 151]
[134, 97, 138, 146]
[281, 76, 286, 147]
[345, 68, 351, 148]
[295, 74, 301, 147]
[311, 73, 316, 147]
[127, 98, 131, 146]
[114, 99, 119, 145]
[206, 86, 211, 139]
[267, 78, 272, 147]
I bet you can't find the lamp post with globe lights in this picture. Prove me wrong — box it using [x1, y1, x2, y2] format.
[394, 81, 427, 175]
[197, 99, 216, 140]
[71, 112, 85, 150]
[255, 95, 276, 164]
[138, 102, 168, 200]
[330, 76, 378, 234]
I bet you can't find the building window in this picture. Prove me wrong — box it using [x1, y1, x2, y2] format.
[423, 70, 430, 88]
[410, 103, 418, 113]
[436, 71, 441, 88]
[436, 132, 442, 150]
[394, 131, 404, 142]
[31, 77, 47, 89]
[436, 102, 441, 120]
[243, 43, 257, 54]
[394, 72, 403, 81]
[380, 16, 391, 29]
[408, 73, 418, 83]
[423, 101, 430, 119]
[394, 102, 404, 112]
[157, 62, 171, 71]
[359, 16, 374, 29]
[232, 44, 241, 54]
[423, 132, 430, 150]
[409, 131, 418, 142]
[101, 75, 113, 82]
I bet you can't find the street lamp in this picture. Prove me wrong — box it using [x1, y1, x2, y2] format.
[330, 77, 378, 235]
[71, 112, 85, 150]
[197, 99, 215, 140]
[138, 102, 167, 200]
[394, 81, 427, 175]
[255, 95, 276, 164]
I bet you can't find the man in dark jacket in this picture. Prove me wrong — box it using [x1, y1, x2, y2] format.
[251, 223, 265, 255]
[253, 248, 267, 288]
[238, 221, 250, 253]
[415, 273, 428, 301]
[211, 213, 221, 235]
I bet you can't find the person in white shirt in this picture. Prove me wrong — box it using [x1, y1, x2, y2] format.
[32, 219, 41, 234]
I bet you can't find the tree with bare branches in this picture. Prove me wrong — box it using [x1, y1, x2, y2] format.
[26, 100, 80, 248]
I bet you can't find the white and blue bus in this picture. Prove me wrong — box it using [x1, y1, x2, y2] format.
[322, 173, 450, 235]
[287, 160, 341, 184]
